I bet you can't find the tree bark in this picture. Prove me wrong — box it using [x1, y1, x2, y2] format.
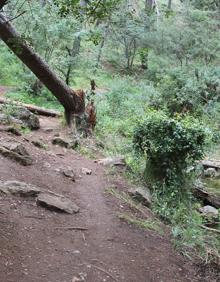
[0, 11, 84, 125]
[0, 0, 7, 10]
[168, 0, 172, 9]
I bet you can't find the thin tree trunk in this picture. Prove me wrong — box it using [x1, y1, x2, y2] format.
[168, 0, 172, 9]
[0, 0, 7, 10]
[0, 11, 83, 125]
[65, 36, 81, 85]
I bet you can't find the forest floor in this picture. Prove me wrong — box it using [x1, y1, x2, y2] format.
[0, 87, 216, 282]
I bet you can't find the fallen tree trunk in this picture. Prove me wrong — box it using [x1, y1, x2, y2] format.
[194, 186, 220, 209]
[0, 7, 84, 125]
[0, 97, 61, 117]
[201, 160, 220, 170]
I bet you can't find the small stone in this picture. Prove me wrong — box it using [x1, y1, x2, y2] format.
[128, 187, 151, 207]
[81, 168, 92, 175]
[62, 169, 76, 181]
[204, 168, 217, 178]
[52, 137, 79, 149]
[37, 193, 80, 214]
[199, 205, 218, 217]
[44, 128, 53, 132]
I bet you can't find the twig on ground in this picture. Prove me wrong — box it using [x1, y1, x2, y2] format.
[90, 264, 119, 282]
[82, 232, 86, 241]
[78, 262, 119, 282]
[200, 225, 220, 234]
[55, 226, 88, 231]
[6, 11, 26, 22]
[46, 190, 65, 198]
[24, 215, 44, 220]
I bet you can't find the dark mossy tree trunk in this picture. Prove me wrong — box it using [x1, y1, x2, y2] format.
[0, 6, 84, 125]
[65, 36, 81, 85]
[168, 0, 172, 9]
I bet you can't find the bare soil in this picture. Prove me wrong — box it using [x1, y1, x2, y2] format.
[0, 82, 217, 282]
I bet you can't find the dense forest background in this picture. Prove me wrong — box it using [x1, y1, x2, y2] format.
[0, 0, 220, 274]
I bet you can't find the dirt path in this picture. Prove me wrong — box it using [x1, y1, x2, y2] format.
[0, 116, 205, 282]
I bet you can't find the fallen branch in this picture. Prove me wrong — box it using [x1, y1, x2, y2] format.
[200, 225, 220, 234]
[6, 11, 26, 23]
[78, 262, 118, 282]
[0, 97, 61, 117]
[193, 186, 220, 209]
[46, 190, 65, 198]
[90, 264, 119, 282]
[55, 226, 88, 231]
[24, 215, 44, 220]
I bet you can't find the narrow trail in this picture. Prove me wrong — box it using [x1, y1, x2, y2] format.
[0, 116, 204, 281]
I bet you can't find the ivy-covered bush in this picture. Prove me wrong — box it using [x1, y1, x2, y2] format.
[133, 110, 209, 184]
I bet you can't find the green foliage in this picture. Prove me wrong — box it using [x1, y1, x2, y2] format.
[54, 0, 120, 22]
[1, 0, 220, 269]
[6, 90, 62, 111]
[149, 67, 220, 115]
[118, 213, 163, 234]
[190, 0, 220, 10]
[133, 110, 208, 183]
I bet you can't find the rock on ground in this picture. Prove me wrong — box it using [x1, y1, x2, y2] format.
[52, 137, 79, 149]
[37, 193, 80, 214]
[128, 187, 152, 207]
[62, 169, 76, 181]
[0, 106, 40, 130]
[199, 205, 219, 217]
[81, 167, 92, 175]
[0, 180, 41, 197]
[204, 168, 217, 178]
[0, 139, 33, 165]
[95, 156, 126, 166]
[31, 140, 47, 149]
[11, 106, 40, 130]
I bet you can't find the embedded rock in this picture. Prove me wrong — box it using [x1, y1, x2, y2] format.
[12, 107, 40, 130]
[0, 139, 33, 165]
[37, 193, 80, 214]
[95, 156, 125, 167]
[0, 181, 41, 197]
[52, 137, 79, 149]
[204, 168, 217, 178]
[62, 169, 76, 181]
[31, 140, 47, 149]
[81, 168, 92, 175]
[199, 205, 218, 217]
[128, 187, 152, 207]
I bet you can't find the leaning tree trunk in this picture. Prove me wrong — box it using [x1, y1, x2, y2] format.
[0, 9, 83, 125]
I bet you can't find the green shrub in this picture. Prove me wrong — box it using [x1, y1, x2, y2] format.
[150, 67, 220, 116]
[133, 110, 209, 184]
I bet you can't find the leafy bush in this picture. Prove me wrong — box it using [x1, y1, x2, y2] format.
[149, 67, 220, 116]
[133, 110, 209, 184]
